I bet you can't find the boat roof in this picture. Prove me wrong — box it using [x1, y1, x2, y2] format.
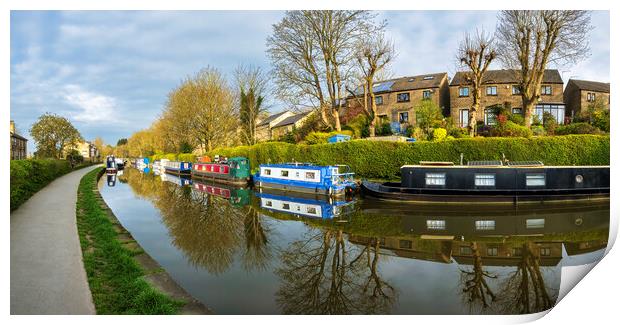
[259, 163, 335, 170]
[401, 164, 609, 169]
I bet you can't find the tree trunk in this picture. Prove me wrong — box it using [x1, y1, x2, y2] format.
[333, 109, 341, 131]
[522, 96, 537, 128]
[469, 87, 482, 137]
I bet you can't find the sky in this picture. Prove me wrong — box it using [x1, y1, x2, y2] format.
[10, 10, 610, 153]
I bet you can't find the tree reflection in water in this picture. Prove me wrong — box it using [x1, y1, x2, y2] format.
[459, 242, 497, 313]
[496, 242, 556, 314]
[276, 230, 395, 314]
[242, 206, 272, 272]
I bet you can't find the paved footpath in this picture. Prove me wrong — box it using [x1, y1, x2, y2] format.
[11, 165, 100, 315]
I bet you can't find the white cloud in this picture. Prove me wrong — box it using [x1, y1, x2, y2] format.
[63, 85, 121, 124]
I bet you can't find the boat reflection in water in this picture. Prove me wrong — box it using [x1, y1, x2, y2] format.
[104, 167, 609, 315]
[106, 173, 117, 187]
[160, 171, 192, 187]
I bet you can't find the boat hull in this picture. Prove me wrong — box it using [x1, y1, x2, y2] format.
[191, 170, 249, 185]
[361, 181, 609, 205]
[255, 179, 352, 197]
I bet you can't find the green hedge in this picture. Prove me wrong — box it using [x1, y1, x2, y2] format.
[209, 135, 610, 180]
[10, 159, 94, 211]
[149, 153, 197, 163]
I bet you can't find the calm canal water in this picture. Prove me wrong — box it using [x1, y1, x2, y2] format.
[99, 167, 609, 315]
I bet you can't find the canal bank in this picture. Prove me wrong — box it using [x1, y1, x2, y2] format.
[77, 168, 210, 314]
[11, 165, 99, 315]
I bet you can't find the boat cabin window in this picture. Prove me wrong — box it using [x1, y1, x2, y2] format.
[295, 171, 300, 177]
[307, 207, 317, 214]
[425, 173, 446, 186]
[475, 174, 495, 187]
[526, 174, 546, 187]
[264, 169, 271, 176]
[487, 247, 498, 256]
[459, 246, 472, 255]
[282, 203, 290, 210]
[475, 220, 495, 230]
[305, 172, 316, 179]
[281, 170, 289, 177]
[526, 218, 545, 229]
[265, 201, 272, 207]
[426, 219, 446, 230]
[399, 240, 412, 249]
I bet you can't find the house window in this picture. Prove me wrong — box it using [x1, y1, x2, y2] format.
[399, 240, 413, 249]
[459, 109, 469, 128]
[282, 203, 290, 210]
[460, 246, 473, 255]
[425, 173, 446, 186]
[487, 247, 498, 256]
[541, 85, 552, 95]
[375, 96, 383, 105]
[475, 220, 496, 230]
[475, 174, 496, 187]
[426, 220, 446, 230]
[422, 90, 432, 99]
[587, 92, 596, 102]
[397, 93, 410, 102]
[281, 170, 289, 177]
[526, 218, 545, 229]
[526, 174, 546, 187]
[486, 86, 497, 96]
[512, 85, 521, 95]
[484, 108, 497, 125]
[264, 169, 271, 176]
[540, 247, 551, 256]
[305, 172, 315, 179]
[459, 87, 469, 97]
[533, 104, 565, 125]
[512, 108, 523, 115]
[399, 112, 409, 123]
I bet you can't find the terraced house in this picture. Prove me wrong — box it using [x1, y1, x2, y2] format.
[563, 79, 610, 118]
[450, 69, 566, 127]
[345, 73, 450, 132]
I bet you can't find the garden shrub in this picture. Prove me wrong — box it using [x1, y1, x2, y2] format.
[508, 113, 525, 126]
[432, 128, 447, 141]
[209, 135, 609, 179]
[555, 123, 603, 135]
[11, 159, 73, 210]
[543, 112, 558, 135]
[532, 125, 547, 136]
[305, 130, 354, 145]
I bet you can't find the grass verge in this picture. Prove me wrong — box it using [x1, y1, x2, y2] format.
[76, 168, 184, 314]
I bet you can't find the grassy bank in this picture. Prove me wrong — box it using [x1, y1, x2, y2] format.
[76, 168, 183, 314]
[10, 159, 96, 211]
[208, 135, 609, 179]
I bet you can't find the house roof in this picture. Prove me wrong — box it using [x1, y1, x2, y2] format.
[273, 111, 310, 128]
[257, 111, 291, 127]
[349, 72, 448, 97]
[568, 79, 610, 93]
[450, 69, 563, 86]
[10, 132, 27, 141]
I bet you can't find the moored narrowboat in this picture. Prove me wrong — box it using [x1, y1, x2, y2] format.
[106, 155, 117, 173]
[192, 156, 251, 185]
[255, 189, 356, 220]
[361, 161, 609, 204]
[163, 160, 192, 175]
[253, 163, 357, 197]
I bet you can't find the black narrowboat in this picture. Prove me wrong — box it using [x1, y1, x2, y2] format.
[361, 161, 609, 204]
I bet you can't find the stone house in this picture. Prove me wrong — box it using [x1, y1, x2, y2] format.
[345, 73, 450, 133]
[563, 79, 610, 118]
[270, 111, 314, 139]
[66, 140, 99, 162]
[449, 69, 565, 127]
[256, 111, 295, 142]
[10, 120, 28, 160]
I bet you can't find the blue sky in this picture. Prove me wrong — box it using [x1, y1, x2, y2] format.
[10, 11, 609, 152]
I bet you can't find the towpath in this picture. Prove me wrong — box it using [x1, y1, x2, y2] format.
[11, 165, 100, 314]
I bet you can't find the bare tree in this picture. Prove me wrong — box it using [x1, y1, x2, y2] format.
[457, 29, 496, 137]
[355, 34, 395, 137]
[235, 65, 270, 145]
[267, 10, 384, 131]
[496, 10, 592, 127]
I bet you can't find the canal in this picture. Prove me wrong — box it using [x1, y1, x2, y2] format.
[99, 167, 609, 315]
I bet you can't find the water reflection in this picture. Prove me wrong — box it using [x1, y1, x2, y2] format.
[102, 167, 609, 315]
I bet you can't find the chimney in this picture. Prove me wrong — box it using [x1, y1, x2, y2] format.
[10, 120, 15, 134]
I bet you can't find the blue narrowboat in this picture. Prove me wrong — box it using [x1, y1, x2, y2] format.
[162, 160, 192, 175]
[255, 190, 356, 220]
[106, 155, 118, 173]
[253, 163, 356, 197]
